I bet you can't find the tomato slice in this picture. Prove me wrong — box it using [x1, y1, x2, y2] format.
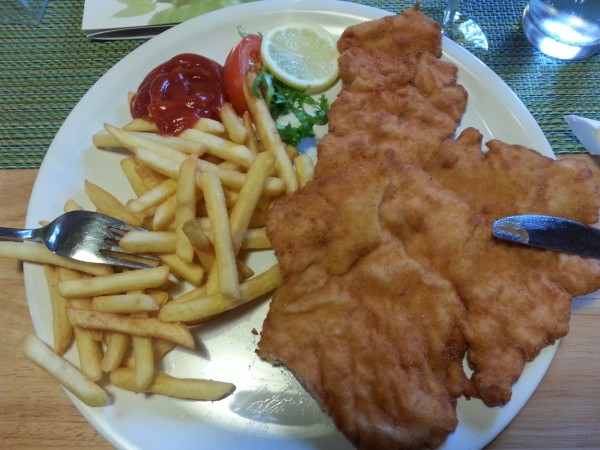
[222, 34, 263, 116]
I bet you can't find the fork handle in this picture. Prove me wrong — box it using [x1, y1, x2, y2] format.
[0, 227, 37, 242]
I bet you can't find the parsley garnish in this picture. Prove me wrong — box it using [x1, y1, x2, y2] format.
[252, 68, 329, 146]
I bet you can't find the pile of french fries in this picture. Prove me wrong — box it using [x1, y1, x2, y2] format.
[12, 74, 315, 407]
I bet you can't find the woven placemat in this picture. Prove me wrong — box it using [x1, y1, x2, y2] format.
[0, 0, 598, 169]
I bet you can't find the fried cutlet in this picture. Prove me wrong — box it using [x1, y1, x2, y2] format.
[380, 159, 600, 405]
[316, 5, 600, 407]
[413, 126, 600, 404]
[315, 7, 468, 177]
[258, 151, 467, 450]
[258, 5, 600, 448]
[424, 127, 600, 224]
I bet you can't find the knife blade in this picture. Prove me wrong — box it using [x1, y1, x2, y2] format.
[492, 215, 600, 259]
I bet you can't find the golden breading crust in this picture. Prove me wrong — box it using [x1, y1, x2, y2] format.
[315, 7, 468, 177]
[259, 151, 468, 450]
[258, 5, 600, 449]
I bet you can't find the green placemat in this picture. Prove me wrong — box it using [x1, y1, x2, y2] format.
[0, 0, 598, 169]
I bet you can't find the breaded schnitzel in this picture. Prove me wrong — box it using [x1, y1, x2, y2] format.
[258, 5, 600, 448]
[315, 7, 468, 177]
[383, 155, 600, 405]
[419, 127, 600, 404]
[424, 127, 600, 224]
[259, 151, 468, 450]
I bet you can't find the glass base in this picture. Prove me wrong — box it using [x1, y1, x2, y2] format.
[0, 0, 49, 25]
[522, 5, 600, 60]
[442, 11, 488, 51]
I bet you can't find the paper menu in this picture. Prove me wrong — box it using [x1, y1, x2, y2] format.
[82, 0, 259, 40]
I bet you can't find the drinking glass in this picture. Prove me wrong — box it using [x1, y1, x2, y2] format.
[0, 0, 49, 25]
[442, 0, 488, 51]
[522, 0, 600, 60]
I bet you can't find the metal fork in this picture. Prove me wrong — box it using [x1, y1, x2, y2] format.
[0, 210, 160, 269]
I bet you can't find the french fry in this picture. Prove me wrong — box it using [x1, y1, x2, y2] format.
[44, 265, 73, 355]
[0, 241, 112, 276]
[179, 128, 255, 169]
[110, 367, 235, 401]
[153, 195, 177, 231]
[130, 132, 207, 156]
[84, 180, 143, 227]
[219, 160, 242, 172]
[101, 331, 130, 372]
[135, 147, 182, 179]
[120, 157, 149, 197]
[122, 118, 159, 132]
[193, 117, 226, 135]
[147, 290, 170, 308]
[66, 307, 195, 349]
[219, 102, 247, 144]
[159, 264, 282, 322]
[243, 73, 298, 194]
[22, 334, 109, 407]
[135, 146, 285, 197]
[124, 338, 175, 368]
[241, 227, 271, 249]
[106, 124, 189, 164]
[59, 265, 170, 298]
[131, 312, 155, 391]
[182, 219, 215, 272]
[126, 179, 178, 213]
[160, 292, 223, 323]
[175, 156, 197, 263]
[294, 154, 315, 187]
[131, 157, 167, 190]
[92, 293, 159, 314]
[159, 253, 204, 286]
[229, 152, 275, 254]
[197, 158, 285, 197]
[119, 230, 176, 254]
[92, 129, 120, 148]
[232, 262, 282, 300]
[70, 298, 104, 382]
[285, 144, 299, 160]
[236, 259, 254, 280]
[194, 217, 213, 233]
[63, 199, 83, 213]
[194, 224, 270, 250]
[198, 173, 240, 300]
[56, 267, 102, 344]
[171, 285, 207, 304]
[223, 187, 240, 209]
[242, 111, 260, 154]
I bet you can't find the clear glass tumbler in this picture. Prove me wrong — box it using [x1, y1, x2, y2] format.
[442, 0, 488, 51]
[0, 0, 49, 25]
[522, 0, 600, 60]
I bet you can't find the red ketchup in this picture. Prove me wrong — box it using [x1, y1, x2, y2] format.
[130, 53, 226, 135]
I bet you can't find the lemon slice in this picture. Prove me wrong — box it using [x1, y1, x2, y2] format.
[261, 23, 339, 92]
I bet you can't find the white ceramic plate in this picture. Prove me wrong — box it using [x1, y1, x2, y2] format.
[24, 1, 556, 449]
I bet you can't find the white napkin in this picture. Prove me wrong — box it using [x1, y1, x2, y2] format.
[564, 115, 600, 155]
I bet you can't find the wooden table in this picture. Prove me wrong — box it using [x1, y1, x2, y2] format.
[1, 163, 600, 449]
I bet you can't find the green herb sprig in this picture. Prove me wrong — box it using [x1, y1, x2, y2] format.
[252, 68, 329, 146]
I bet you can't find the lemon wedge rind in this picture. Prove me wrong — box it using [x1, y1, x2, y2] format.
[261, 23, 340, 93]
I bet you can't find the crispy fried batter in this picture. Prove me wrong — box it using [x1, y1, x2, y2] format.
[424, 127, 600, 224]
[380, 157, 600, 405]
[315, 8, 468, 177]
[258, 5, 600, 449]
[259, 151, 467, 450]
[415, 126, 600, 404]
